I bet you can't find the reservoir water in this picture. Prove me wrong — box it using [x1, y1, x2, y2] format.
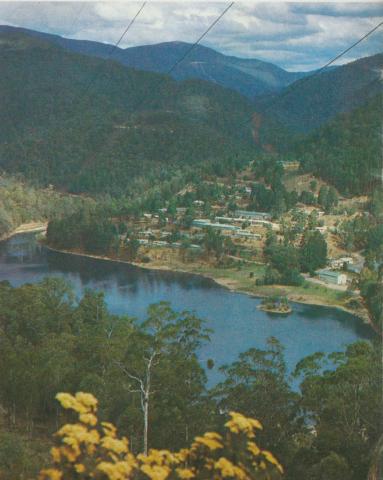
[0, 232, 373, 384]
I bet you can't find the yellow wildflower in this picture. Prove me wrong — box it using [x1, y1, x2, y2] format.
[97, 461, 134, 480]
[60, 445, 80, 463]
[174, 448, 189, 462]
[75, 392, 98, 410]
[262, 450, 284, 473]
[79, 413, 98, 426]
[247, 441, 261, 457]
[39, 468, 62, 480]
[225, 412, 263, 438]
[101, 436, 129, 454]
[102, 421, 117, 438]
[192, 433, 223, 451]
[55, 393, 86, 414]
[214, 457, 247, 479]
[50, 447, 61, 463]
[176, 467, 195, 479]
[74, 463, 86, 473]
[140, 464, 171, 480]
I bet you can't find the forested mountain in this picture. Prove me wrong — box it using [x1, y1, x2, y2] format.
[0, 25, 310, 99]
[295, 95, 382, 195]
[257, 53, 383, 132]
[0, 30, 256, 194]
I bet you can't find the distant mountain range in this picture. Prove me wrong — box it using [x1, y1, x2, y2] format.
[0, 29, 256, 194]
[256, 53, 383, 132]
[0, 25, 313, 99]
[0, 25, 381, 196]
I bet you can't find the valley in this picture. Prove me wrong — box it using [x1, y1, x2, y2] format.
[0, 9, 382, 480]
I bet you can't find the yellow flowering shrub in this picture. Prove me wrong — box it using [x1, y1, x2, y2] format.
[39, 392, 283, 480]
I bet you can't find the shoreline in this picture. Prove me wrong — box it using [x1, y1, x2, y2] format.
[0, 222, 47, 242]
[41, 242, 373, 327]
[258, 305, 292, 315]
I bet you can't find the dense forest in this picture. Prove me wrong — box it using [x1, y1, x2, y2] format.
[0, 175, 99, 238]
[256, 53, 383, 132]
[294, 95, 382, 195]
[0, 280, 381, 479]
[0, 31, 255, 195]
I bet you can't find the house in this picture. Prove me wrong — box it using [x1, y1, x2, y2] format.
[330, 257, 353, 269]
[231, 231, 261, 240]
[235, 210, 271, 221]
[280, 161, 300, 171]
[192, 219, 239, 231]
[318, 269, 347, 285]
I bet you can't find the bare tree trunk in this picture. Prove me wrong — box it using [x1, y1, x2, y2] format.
[368, 433, 383, 480]
[143, 393, 149, 455]
[117, 351, 158, 456]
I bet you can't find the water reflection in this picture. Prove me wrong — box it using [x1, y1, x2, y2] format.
[0, 233, 373, 385]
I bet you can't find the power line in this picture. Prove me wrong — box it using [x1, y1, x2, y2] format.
[77, 2, 147, 102]
[167, 2, 234, 75]
[247, 19, 383, 122]
[84, 0, 235, 178]
[125, 1, 234, 124]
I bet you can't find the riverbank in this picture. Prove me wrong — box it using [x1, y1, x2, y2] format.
[0, 222, 47, 242]
[41, 241, 372, 327]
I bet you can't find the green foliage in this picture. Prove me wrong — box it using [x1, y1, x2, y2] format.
[0, 31, 256, 195]
[265, 244, 304, 286]
[203, 227, 224, 260]
[0, 280, 211, 456]
[46, 209, 118, 254]
[317, 186, 338, 213]
[212, 338, 299, 464]
[296, 96, 382, 195]
[300, 230, 327, 274]
[250, 155, 298, 217]
[292, 341, 382, 480]
[0, 278, 381, 479]
[0, 175, 94, 238]
[262, 54, 382, 133]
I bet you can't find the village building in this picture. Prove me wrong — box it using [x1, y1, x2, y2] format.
[235, 210, 271, 221]
[330, 257, 353, 269]
[192, 219, 239, 231]
[317, 269, 348, 285]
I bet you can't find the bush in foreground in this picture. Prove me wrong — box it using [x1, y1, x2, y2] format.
[39, 392, 283, 480]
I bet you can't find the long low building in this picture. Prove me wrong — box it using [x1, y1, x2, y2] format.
[235, 210, 271, 220]
[192, 219, 240, 231]
[317, 269, 347, 285]
[231, 231, 261, 240]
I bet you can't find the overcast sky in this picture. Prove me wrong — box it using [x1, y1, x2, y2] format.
[0, 1, 382, 71]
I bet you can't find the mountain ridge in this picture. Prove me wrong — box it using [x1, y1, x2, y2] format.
[0, 25, 312, 99]
[0, 29, 257, 194]
[256, 52, 383, 132]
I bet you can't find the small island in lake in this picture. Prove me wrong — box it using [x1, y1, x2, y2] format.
[258, 295, 292, 315]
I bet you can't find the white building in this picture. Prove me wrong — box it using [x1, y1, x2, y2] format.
[318, 269, 347, 285]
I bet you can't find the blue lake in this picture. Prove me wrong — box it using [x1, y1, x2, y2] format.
[0, 232, 373, 384]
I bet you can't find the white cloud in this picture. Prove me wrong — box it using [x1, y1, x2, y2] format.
[0, 1, 381, 70]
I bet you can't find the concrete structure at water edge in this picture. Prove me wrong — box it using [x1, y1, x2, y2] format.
[317, 269, 348, 285]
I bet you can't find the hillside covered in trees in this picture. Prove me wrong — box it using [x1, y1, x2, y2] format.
[294, 95, 382, 195]
[0, 31, 256, 195]
[0, 280, 381, 479]
[256, 53, 383, 133]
